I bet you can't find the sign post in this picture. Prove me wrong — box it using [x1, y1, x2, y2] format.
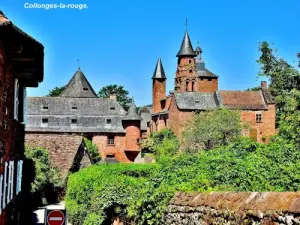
[45, 209, 67, 225]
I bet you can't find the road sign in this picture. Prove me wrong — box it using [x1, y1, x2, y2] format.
[46, 209, 67, 225]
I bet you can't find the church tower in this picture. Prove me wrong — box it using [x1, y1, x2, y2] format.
[152, 58, 166, 113]
[175, 31, 197, 92]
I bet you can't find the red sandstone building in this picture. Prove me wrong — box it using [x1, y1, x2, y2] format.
[0, 10, 44, 224]
[144, 31, 276, 142]
[25, 68, 142, 174]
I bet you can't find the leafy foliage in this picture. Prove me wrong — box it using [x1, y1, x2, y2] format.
[83, 138, 101, 163]
[246, 86, 260, 91]
[66, 137, 300, 225]
[47, 85, 66, 97]
[98, 85, 131, 111]
[25, 146, 64, 205]
[141, 128, 180, 159]
[182, 109, 243, 152]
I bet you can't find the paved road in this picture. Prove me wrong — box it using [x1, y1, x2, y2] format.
[34, 201, 71, 225]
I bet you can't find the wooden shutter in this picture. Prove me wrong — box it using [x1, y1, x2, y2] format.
[14, 79, 19, 120]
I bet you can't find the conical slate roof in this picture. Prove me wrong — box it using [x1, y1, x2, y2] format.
[152, 58, 166, 79]
[123, 98, 141, 121]
[60, 68, 98, 98]
[176, 31, 197, 57]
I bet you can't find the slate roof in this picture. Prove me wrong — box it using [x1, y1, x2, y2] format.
[60, 68, 98, 98]
[174, 92, 220, 110]
[26, 97, 127, 133]
[219, 90, 268, 110]
[139, 107, 152, 131]
[123, 98, 142, 121]
[176, 31, 197, 57]
[195, 57, 218, 78]
[152, 58, 166, 79]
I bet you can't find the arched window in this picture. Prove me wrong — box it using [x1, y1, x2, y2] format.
[191, 81, 195, 91]
[186, 81, 189, 91]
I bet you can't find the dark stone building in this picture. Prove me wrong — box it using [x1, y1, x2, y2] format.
[25, 68, 143, 177]
[0, 10, 44, 224]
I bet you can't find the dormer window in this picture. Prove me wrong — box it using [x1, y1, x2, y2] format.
[83, 87, 88, 91]
[71, 119, 77, 124]
[195, 100, 200, 104]
[42, 106, 48, 110]
[42, 118, 48, 123]
[110, 107, 115, 110]
[71, 106, 77, 110]
[107, 119, 112, 124]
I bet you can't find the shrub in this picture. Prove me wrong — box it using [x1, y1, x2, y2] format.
[66, 137, 300, 225]
[25, 146, 64, 204]
[83, 138, 101, 163]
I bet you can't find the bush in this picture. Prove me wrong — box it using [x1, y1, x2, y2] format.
[25, 146, 64, 204]
[83, 138, 101, 163]
[66, 137, 300, 225]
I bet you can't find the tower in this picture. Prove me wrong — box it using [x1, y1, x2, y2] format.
[122, 98, 142, 162]
[175, 31, 197, 92]
[152, 58, 166, 113]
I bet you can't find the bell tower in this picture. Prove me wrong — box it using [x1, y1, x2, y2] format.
[175, 31, 197, 92]
[152, 58, 166, 113]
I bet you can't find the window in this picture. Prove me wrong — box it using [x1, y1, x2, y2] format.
[13, 79, 19, 120]
[42, 118, 48, 123]
[23, 87, 27, 124]
[107, 136, 115, 145]
[192, 82, 195, 91]
[83, 87, 88, 91]
[106, 154, 115, 158]
[208, 78, 212, 81]
[189, 60, 191, 63]
[137, 139, 140, 144]
[71, 106, 77, 110]
[42, 106, 48, 110]
[71, 119, 77, 124]
[107, 119, 112, 124]
[256, 113, 262, 123]
[195, 100, 200, 103]
[110, 107, 115, 110]
[186, 81, 189, 91]
[189, 69, 193, 73]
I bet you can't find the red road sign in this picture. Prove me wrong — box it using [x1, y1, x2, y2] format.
[47, 210, 65, 225]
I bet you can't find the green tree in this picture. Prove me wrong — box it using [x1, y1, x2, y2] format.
[47, 86, 66, 97]
[246, 86, 260, 91]
[98, 85, 131, 111]
[25, 146, 63, 204]
[141, 128, 180, 159]
[256, 41, 300, 123]
[182, 108, 242, 152]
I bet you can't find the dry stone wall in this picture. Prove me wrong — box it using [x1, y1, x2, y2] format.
[162, 192, 300, 225]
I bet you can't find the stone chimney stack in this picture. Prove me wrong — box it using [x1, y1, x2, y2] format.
[261, 81, 267, 88]
[109, 91, 117, 100]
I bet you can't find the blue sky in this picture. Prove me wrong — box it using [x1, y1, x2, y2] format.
[1, 0, 300, 106]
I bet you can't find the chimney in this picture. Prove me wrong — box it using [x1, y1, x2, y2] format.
[261, 81, 267, 88]
[109, 92, 117, 100]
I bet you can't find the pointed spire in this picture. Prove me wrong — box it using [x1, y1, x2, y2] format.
[195, 41, 202, 57]
[176, 31, 197, 57]
[152, 58, 166, 79]
[123, 98, 141, 121]
[59, 68, 98, 98]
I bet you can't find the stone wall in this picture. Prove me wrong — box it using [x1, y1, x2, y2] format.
[163, 192, 300, 225]
[152, 79, 166, 113]
[25, 133, 83, 179]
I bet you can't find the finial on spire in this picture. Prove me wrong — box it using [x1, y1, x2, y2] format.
[77, 59, 80, 69]
[185, 18, 188, 31]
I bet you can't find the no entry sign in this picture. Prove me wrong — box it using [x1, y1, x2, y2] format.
[45, 209, 67, 225]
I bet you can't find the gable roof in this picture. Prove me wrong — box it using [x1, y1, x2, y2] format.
[219, 90, 268, 110]
[60, 68, 98, 98]
[261, 88, 275, 104]
[174, 92, 220, 110]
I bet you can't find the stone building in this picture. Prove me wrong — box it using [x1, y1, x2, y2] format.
[25, 68, 142, 176]
[149, 31, 276, 142]
[0, 10, 44, 224]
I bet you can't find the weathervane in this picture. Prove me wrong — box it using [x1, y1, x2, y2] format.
[185, 18, 188, 30]
[77, 59, 80, 69]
